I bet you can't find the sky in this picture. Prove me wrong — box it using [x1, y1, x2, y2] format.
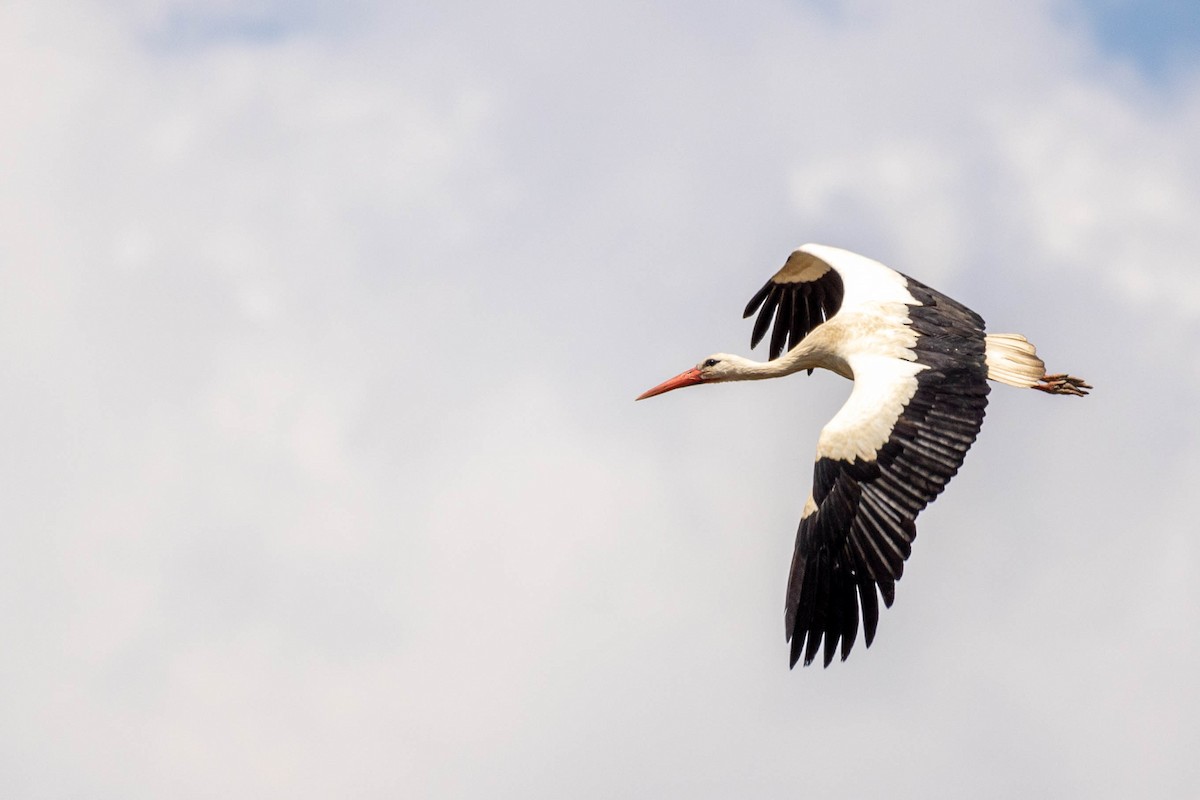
[2, 0, 1199, 797]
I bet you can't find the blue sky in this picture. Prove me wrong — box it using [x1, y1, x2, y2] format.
[1078, 0, 1200, 77]
[140, 0, 1200, 77]
[2, 1, 1199, 797]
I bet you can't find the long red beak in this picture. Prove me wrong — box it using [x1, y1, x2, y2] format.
[636, 367, 704, 400]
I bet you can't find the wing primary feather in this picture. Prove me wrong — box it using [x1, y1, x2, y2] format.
[784, 536, 807, 635]
[750, 285, 781, 349]
[802, 551, 826, 666]
[827, 274, 846, 317]
[743, 280, 772, 318]
[809, 283, 825, 326]
[862, 500, 912, 564]
[796, 539, 820, 631]
[868, 480, 920, 520]
[823, 588, 842, 668]
[790, 631, 807, 669]
[858, 581, 879, 647]
[789, 288, 806, 353]
[856, 500, 911, 569]
[874, 473, 932, 518]
[878, 578, 896, 608]
[847, 525, 885, 582]
[840, 575, 859, 661]
[850, 523, 895, 581]
[849, 525, 888, 582]
[771, 289, 794, 359]
[804, 622, 824, 666]
[861, 488, 905, 526]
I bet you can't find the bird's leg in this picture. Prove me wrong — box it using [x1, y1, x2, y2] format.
[1032, 373, 1092, 397]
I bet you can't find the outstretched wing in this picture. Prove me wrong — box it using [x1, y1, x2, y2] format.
[784, 277, 990, 667]
[744, 250, 846, 360]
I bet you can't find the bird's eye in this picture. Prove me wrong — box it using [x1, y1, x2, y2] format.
[703, 358, 720, 368]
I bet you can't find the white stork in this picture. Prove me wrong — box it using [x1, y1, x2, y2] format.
[637, 244, 1090, 668]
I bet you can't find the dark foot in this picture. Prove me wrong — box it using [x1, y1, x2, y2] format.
[1033, 373, 1092, 397]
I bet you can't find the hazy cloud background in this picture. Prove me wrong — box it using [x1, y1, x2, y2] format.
[2, 0, 1198, 796]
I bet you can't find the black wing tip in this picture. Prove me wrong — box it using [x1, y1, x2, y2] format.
[786, 633, 823, 669]
[786, 631, 875, 670]
[879, 579, 896, 608]
[787, 575, 896, 669]
[786, 633, 847, 669]
[745, 267, 845, 359]
[743, 280, 772, 319]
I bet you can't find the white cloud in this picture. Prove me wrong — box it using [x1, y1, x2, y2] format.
[1, 0, 1199, 797]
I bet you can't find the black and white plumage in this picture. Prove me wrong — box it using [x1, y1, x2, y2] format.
[637, 244, 1089, 668]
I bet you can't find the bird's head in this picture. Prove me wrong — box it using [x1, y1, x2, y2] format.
[636, 353, 744, 400]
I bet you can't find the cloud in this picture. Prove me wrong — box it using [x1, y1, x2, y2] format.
[1, 0, 1198, 797]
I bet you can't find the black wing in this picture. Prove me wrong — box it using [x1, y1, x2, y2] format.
[784, 277, 990, 667]
[743, 250, 846, 360]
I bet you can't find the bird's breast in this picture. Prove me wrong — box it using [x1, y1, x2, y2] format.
[817, 304, 920, 369]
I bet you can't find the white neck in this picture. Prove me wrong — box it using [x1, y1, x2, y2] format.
[716, 340, 831, 382]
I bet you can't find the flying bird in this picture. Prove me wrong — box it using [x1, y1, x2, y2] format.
[637, 244, 1090, 669]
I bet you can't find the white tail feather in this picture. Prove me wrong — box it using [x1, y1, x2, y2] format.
[985, 333, 1045, 388]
